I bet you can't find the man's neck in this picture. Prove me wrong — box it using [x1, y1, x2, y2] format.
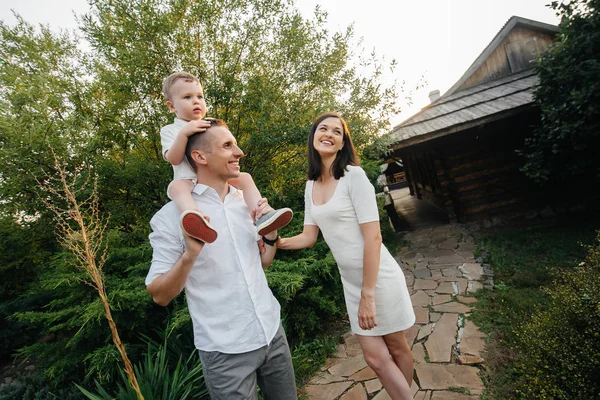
[196, 176, 230, 202]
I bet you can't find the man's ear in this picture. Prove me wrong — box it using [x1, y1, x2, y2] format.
[166, 100, 175, 113]
[190, 149, 208, 166]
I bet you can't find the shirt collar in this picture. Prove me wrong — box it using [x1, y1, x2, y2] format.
[173, 117, 187, 127]
[192, 183, 240, 198]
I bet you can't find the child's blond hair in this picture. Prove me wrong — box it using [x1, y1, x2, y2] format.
[162, 72, 200, 100]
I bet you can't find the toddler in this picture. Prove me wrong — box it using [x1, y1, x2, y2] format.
[160, 72, 292, 243]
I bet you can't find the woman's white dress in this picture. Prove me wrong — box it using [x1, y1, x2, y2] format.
[304, 165, 415, 336]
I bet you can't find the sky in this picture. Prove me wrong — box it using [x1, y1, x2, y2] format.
[0, 0, 560, 125]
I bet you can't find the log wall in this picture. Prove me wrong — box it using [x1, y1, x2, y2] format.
[399, 111, 543, 222]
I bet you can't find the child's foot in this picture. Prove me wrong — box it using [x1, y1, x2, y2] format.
[255, 208, 293, 236]
[180, 210, 218, 243]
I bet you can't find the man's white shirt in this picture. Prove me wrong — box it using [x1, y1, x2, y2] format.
[146, 184, 281, 353]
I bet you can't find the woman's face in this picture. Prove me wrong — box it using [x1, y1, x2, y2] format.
[312, 117, 345, 157]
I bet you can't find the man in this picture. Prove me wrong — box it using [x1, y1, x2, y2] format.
[146, 119, 297, 400]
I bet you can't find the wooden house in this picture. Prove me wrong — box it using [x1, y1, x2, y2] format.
[387, 16, 558, 222]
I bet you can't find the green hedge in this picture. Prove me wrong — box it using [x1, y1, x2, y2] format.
[513, 232, 600, 399]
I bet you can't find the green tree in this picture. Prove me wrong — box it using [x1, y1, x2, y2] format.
[0, 0, 402, 394]
[522, 0, 600, 182]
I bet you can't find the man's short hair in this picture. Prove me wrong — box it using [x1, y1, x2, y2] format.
[185, 118, 229, 172]
[162, 72, 200, 101]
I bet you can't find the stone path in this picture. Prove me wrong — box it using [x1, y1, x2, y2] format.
[304, 224, 492, 399]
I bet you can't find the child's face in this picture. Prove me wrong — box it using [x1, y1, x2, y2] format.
[166, 79, 207, 121]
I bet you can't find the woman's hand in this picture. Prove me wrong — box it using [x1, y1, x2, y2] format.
[358, 290, 377, 330]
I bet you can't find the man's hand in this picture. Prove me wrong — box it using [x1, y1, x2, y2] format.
[179, 119, 211, 138]
[252, 197, 274, 222]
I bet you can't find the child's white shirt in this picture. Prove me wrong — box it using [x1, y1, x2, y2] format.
[160, 118, 197, 181]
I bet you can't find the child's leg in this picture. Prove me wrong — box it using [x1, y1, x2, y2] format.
[229, 173, 262, 213]
[229, 173, 293, 236]
[168, 179, 218, 244]
[168, 180, 198, 214]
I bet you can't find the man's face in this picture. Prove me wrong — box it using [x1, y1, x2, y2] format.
[166, 79, 207, 121]
[202, 126, 244, 181]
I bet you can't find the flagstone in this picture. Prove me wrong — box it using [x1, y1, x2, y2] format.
[365, 378, 382, 394]
[460, 263, 485, 280]
[372, 389, 392, 400]
[411, 290, 431, 307]
[456, 295, 477, 304]
[305, 381, 353, 400]
[340, 383, 367, 400]
[414, 279, 438, 290]
[405, 325, 420, 347]
[412, 239, 432, 248]
[329, 355, 367, 377]
[413, 306, 429, 324]
[430, 391, 476, 399]
[424, 289, 436, 296]
[413, 268, 432, 279]
[432, 294, 452, 305]
[460, 320, 486, 360]
[345, 335, 363, 357]
[414, 390, 430, 400]
[333, 343, 347, 358]
[457, 354, 484, 365]
[349, 367, 377, 381]
[412, 343, 426, 364]
[415, 364, 483, 390]
[433, 302, 471, 314]
[424, 249, 457, 256]
[428, 263, 458, 270]
[435, 282, 456, 294]
[433, 254, 465, 264]
[425, 313, 458, 362]
[467, 281, 484, 293]
[457, 251, 477, 261]
[417, 323, 435, 341]
[431, 235, 447, 245]
[436, 277, 468, 293]
[458, 242, 476, 252]
[441, 267, 462, 277]
[324, 356, 344, 370]
[439, 239, 458, 250]
[431, 270, 442, 278]
[309, 371, 347, 385]
[429, 312, 442, 322]
[404, 273, 415, 287]
[411, 381, 419, 397]
[416, 261, 430, 269]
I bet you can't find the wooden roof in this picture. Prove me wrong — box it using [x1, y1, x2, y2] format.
[389, 16, 558, 151]
[445, 16, 558, 96]
[390, 69, 537, 150]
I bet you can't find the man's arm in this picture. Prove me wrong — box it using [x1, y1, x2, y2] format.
[147, 235, 203, 306]
[260, 231, 278, 269]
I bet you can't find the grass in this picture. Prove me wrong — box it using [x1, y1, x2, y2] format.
[469, 218, 598, 399]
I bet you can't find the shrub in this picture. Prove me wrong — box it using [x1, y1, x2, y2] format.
[77, 334, 209, 400]
[513, 231, 600, 399]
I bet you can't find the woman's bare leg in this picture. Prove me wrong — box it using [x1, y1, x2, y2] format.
[357, 335, 412, 399]
[383, 330, 414, 387]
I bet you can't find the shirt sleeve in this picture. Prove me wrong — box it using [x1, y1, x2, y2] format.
[160, 125, 175, 161]
[145, 210, 185, 286]
[348, 166, 380, 224]
[303, 180, 317, 226]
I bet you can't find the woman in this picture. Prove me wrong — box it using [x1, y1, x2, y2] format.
[278, 112, 415, 399]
